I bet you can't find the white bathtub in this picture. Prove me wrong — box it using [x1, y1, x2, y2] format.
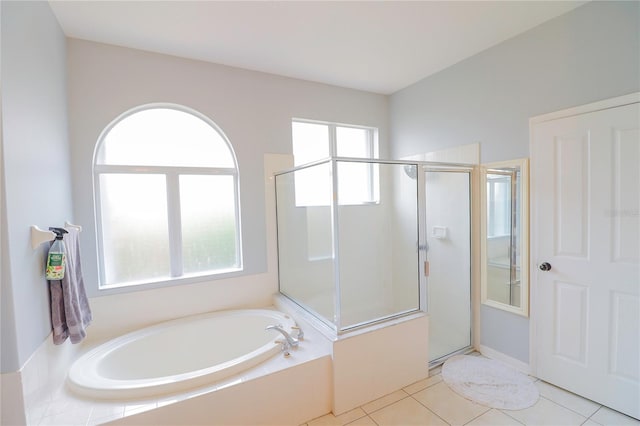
[67, 309, 296, 400]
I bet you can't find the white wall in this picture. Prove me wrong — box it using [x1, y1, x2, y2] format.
[389, 1, 640, 362]
[1, 1, 73, 373]
[67, 39, 389, 337]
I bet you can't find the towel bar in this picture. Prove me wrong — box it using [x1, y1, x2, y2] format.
[64, 221, 82, 232]
[31, 222, 82, 249]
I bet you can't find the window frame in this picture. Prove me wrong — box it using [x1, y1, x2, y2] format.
[291, 118, 379, 206]
[93, 103, 243, 289]
[292, 118, 378, 161]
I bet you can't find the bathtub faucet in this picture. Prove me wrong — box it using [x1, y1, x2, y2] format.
[266, 324, 299, 355]
[291, 325, 304, 340]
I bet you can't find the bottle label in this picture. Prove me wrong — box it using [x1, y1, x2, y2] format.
[49, 253, 63, 266]
[46, 253, 65, 280]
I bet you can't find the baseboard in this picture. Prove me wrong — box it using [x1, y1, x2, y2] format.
[479, 345, 532, 375]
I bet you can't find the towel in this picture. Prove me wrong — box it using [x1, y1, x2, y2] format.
[48, 227, 92, 344]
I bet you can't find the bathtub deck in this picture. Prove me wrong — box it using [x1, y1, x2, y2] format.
[28, 317, 333, 426]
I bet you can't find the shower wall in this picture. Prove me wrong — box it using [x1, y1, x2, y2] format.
[391, 165, 423, 313]
[336, 162, 418, 328]
[276, 164, 336, 323]
[276, 160, 420, 331]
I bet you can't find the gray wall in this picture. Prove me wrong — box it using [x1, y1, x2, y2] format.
[1, 1, 390, 375]
[1, 12, 389, 374]
[391, 1, 639, 163]
[390, 0, 640, 362]
[67, 39, 389, 296]
[1, 1, 73, 373]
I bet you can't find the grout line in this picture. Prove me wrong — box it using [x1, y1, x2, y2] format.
[463, 409, 494, 425]
[365, 414, 379, 426]
[585, 406, 603, 420]
[364, 392, 411, 416]
[380, 390, 411, 413]
[555, 400, 602, 420]
[587, 406, 602, 419]
[403, 375, 443, 395]
[499, 409, 526, 425]
[537, 394, 592, 421]
[536, 380, 603, 419]
[584, 406, 606, 425]
[581, 413, 607, 426]
[338, 407, 369, 425]
[409, 394, 452, 426]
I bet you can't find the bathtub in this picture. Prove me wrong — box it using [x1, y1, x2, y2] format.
[67, 309, 297, 400]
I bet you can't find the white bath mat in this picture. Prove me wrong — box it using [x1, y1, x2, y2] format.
[442, 355, 539, 410]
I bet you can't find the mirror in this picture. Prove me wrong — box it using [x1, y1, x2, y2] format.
[481, 158, 529, 316]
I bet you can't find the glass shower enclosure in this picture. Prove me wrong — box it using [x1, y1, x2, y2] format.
[275, 157, 423, 332]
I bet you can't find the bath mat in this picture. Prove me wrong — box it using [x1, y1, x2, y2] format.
[442, 355, 539, 410]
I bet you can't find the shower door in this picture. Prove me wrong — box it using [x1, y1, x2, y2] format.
[424, 167, 472, 364]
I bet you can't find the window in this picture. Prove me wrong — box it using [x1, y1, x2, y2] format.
[291, 119, 378, 206]
[93, 105, 241, 288]
[486, 171, 520, 238]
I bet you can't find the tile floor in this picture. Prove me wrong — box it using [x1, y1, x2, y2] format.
[302, 367, 640, 426]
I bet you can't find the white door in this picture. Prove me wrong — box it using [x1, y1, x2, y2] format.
[532, 100, 640, 419]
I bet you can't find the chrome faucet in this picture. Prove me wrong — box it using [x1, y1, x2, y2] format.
[291, 325, 304, 341]
[266, 324, 299, 356]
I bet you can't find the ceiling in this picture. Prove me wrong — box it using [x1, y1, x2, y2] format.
[49, 1, 587, 95]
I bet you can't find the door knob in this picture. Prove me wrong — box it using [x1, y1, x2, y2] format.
[539, 262, 552, 271]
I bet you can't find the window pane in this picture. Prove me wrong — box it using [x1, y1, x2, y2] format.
[292, 121, 377, 206]
[337, 161, 373, 204]
[292, 121, 330, 165]
[180, 175, 238, 274]
[487, 176, 512, 237]
[336, 128, 374, 204]
[99, 174, 170, 284]
[294, 162, 332, 207]
[336, 126, 369, 158]
[98, 108, 234, 167]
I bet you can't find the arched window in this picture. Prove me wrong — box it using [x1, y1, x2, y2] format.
[93, 105, 242, 288]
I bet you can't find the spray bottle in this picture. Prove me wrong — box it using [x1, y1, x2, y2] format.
[46, 228, 68, 280]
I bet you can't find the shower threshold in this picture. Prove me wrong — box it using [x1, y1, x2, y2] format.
[429, 346, 475, 369]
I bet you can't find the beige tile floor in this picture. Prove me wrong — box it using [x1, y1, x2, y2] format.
[302, 367, 640, 426]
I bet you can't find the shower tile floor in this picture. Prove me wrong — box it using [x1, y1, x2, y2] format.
[302, 367, 640, 426]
